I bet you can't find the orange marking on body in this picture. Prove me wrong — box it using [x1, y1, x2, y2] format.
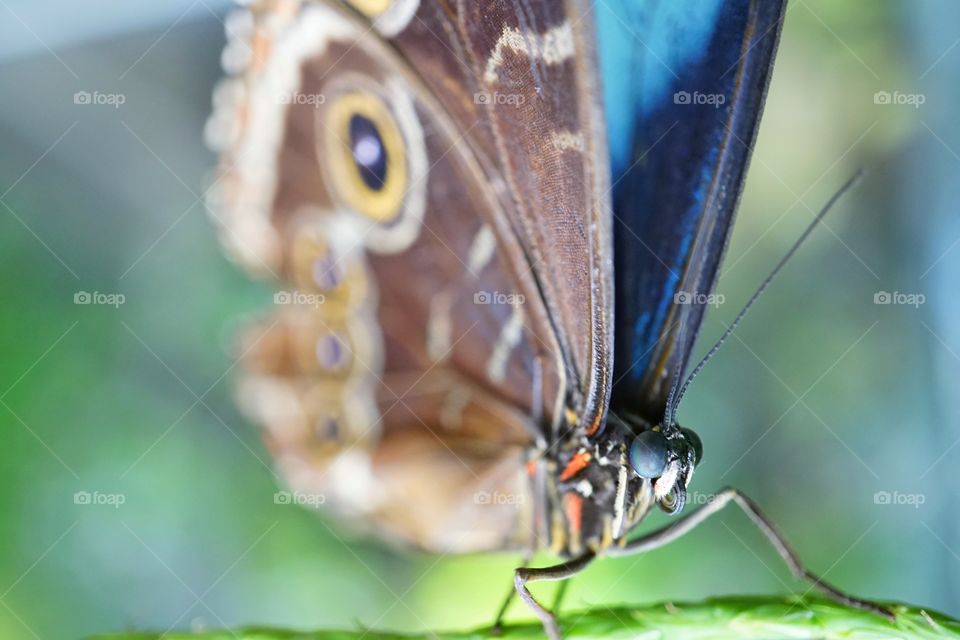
[563, 492, 584, 534]
[559, 451, 591, 481]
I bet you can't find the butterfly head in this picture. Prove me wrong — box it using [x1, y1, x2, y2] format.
[552, 414, 703, 554]
[624, 417, 702, 515]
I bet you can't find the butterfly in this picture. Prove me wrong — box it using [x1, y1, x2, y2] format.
[205, 0, 889, 637]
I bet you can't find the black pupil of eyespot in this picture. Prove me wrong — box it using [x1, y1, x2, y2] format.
[348, 114, 388, 191]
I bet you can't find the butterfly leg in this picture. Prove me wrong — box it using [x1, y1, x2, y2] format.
[608, 486, 893, 619]
[512, 552, 596, 640]
[492, 553, 531, 635]
[495, 553, 570, 630]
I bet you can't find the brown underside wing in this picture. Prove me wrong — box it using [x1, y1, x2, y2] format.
[206, 0, 614, 553]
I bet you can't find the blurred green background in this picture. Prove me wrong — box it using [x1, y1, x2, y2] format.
[0, 1, 958, 638]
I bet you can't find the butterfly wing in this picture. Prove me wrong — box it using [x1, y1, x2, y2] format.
[602, 0, 788, 422]
[376, 0, 615, 436]
[206, 0, 610, 552]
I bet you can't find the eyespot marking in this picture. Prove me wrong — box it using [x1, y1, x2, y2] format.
[343, 0, 420, 37]
[349, 113, 389, 191]
[320, 91, 407, 225]
[315, 77, 426, 255]
[316, 332, 350, 371]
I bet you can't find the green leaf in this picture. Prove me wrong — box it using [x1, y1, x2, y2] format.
[91, 596, 960, 640]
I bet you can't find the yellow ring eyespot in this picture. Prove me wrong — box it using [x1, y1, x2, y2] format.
[343, 0, 393, 19]
[289, 225, 369, 313]
[321, 91, 407, 225]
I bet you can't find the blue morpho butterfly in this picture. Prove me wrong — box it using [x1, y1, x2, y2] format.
[205, 0, 889, 637]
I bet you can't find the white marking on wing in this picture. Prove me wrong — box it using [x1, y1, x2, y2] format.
[487, 304, 525, 383]
[550, 130, 584, 152]
[427, 290, 454, 362]
[483, 21, 575, 85]
[440, 387, 471, 431]
[372, 0, 420, 37]
[467, 224, 496, 275]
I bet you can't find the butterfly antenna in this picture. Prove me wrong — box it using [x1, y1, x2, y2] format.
[663, 343, 685, 428]
[667, 169, 865, 423]
[663, 315, 692, 428]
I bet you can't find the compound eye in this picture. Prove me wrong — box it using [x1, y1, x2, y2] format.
[629, 430, 670, 479]
[681, 427, 703, 465]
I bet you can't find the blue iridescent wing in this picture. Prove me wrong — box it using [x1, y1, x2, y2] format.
[599, 0, 787, 422]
